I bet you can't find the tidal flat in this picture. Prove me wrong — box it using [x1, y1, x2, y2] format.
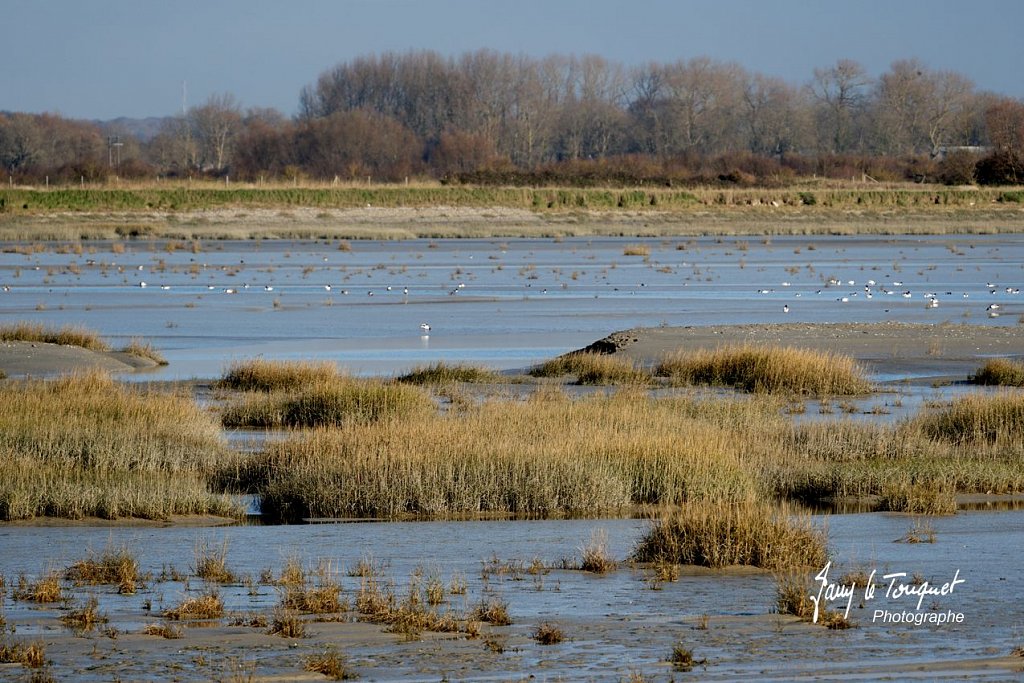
[1, 231, 1023, 680]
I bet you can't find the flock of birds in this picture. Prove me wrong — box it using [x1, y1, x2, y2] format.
[770, 278, 1019, 318]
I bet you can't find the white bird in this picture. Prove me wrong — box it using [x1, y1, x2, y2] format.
[160, 285, 171, 290]
[926, 299, 939, 309]
[420, 323, 431, 332]
[988, 304, 1001, 310]
[264, 285, 274, 291]
[386, 286, 393, 291]
[224, 288, 236, 294]
[324, 285, 331, 291]
[783, 304, 790, 313]
[139, 281, 147, 288]
[902, 291, 912, 299]
[403, 287, 409, 295]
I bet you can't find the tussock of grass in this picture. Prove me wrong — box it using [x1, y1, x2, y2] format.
[533, 622, 564, 644]
[0, 322, 110, 351]
[305, 648, 358, 680]
[471, 597, 512, 626]
[120, 338, 168, 365]
[61, 596, 108, 631]
[775, 572, 855, 628]
[268, 609, 306, 638]
[579, 529, 616, 573]
[529, 353, 652, 385]
[141, 622, 183, 639]
[623, 244, 650, 257]
[65, 546, 139, 594]
[972, 359, 1024, 387]
[0, 372, 238, 521]
[632, 500, 828, 570]
[397, 362, 502, 385]
[164, 591, 224, 621]
[217, 358, 339, 392]
[193, 539, 236, 583]
[221, 377, 434, 429]
[656, 345, 871, 395]
[13, 572, 63, 603]
[0, 639, 46, 668]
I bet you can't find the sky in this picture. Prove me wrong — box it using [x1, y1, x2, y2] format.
[4, 0, 1023, 121]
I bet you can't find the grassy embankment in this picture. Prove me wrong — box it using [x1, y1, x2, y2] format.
[2, 182, 1023, 240]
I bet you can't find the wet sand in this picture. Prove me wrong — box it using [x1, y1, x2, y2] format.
[0, 340, 160, 378]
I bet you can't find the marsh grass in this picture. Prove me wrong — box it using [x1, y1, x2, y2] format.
[879, 481, 957, 515]
[633, 500, 828, 570]
[141, 622, 183, 639]
[533, 622, 565, 644]
[280, 565, 345, 614]
[529, 353, 652, 385]
[971, 358, 1024, 387]
[217, 358, 339, 392]
[220, 377, 434, 429]
[193, 539, 236, 583]
[918, 393, 1024, 444]
[65, 546, 139, 594]
[775, 572, 856, 629]
[397, 362, 502, 385]
[164, 590, 224, 621]
[0, 322, 110, 351]
[248, 391, 764, 521]
[61, 596, 108, 631]
[305, 648, 358, 680]
[669, 643, 706, 672]
[901, 519, 937, 544]
[268, 609, 306, 638]
[0, 640, 46, 668]
[471, 597, 512, 626]
[579, 529, 617, 573]
[0, 371, 238, 521]
[657, 345, 871, 395]
[119, 338, 168, 365]
[13, 572, 63, 603]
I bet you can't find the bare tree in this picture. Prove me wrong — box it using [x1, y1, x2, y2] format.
[190, 93, 242, 172]
[810, 59, 871, 153]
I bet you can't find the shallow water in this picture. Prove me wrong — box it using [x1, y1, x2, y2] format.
[0, 511, 1020, 680]
[2, 234, 1022, 379]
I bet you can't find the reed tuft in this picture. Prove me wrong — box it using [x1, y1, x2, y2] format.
[656, 345, 871, 395]
[633, 500, 828, 570]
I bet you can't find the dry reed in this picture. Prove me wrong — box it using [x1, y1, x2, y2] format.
[0, 371, 238, 521]
[397, 362, 502, 385]
[529, 353, 652, 385]
[633, 500, 828, 570]
[971, 358, 1024, 387]
[217, 358, 339, 392]
[656, 345, 872, 395]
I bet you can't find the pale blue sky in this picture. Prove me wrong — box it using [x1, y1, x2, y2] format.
[4, 0, 1022, 120]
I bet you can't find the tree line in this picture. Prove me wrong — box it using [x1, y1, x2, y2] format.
[2, 50, 1022, 186]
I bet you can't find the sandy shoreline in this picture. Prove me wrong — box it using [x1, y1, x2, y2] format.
[0, 340, 161, 378]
